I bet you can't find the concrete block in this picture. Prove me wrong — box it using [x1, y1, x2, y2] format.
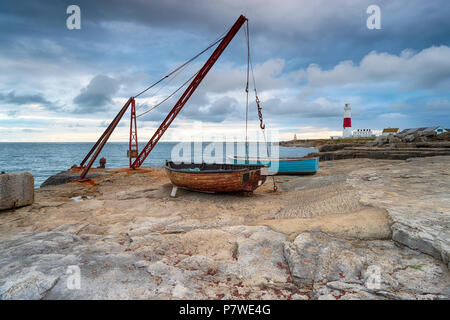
[0, 172, 34, 210]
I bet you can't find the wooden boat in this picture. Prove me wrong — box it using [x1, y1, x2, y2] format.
[231, 156, 319, 175]
[164, 161, 267, 193]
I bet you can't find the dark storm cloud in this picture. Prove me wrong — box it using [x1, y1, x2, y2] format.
[0, 91, 50, 105]
[73, 75, 120, 112]
[2, 0, 450, 67]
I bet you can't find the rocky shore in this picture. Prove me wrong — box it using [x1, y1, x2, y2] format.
[0, 157, 449, 300]
[283, 132, 450, 161]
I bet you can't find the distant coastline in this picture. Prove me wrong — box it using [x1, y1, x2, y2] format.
[278, 137, 376, 148]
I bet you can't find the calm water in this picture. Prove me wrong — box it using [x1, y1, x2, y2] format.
[0, 142, 316, 187]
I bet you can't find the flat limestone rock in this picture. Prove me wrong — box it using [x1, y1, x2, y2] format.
[0, 270, 59, 300]
[0, 227, 294, 300]
[0, 157, 448, 299]
[348, 156, 450, 267]
[257, 207, 392, 241]
[284, 232, 450, 300]
[0, 172, 34, 210]
[390, 210, 450, 266]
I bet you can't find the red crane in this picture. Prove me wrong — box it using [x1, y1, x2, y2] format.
[79, 15, 247, 178]
[131, 15, 247, 168]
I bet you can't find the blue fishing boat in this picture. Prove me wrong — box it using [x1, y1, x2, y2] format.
[231, 156, 319, 175]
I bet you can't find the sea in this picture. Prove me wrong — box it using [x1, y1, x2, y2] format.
[0, 142, 316, 188]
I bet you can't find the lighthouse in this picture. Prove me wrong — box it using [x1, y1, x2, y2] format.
[342, 103, 352, 138]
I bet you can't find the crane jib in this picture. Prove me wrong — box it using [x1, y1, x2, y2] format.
[78, 15, 247, 178]
[131, 15, 247, 169]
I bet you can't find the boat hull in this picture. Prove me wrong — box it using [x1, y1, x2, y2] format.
[232, 157, 319, 175]
[165, 162, 267, 193]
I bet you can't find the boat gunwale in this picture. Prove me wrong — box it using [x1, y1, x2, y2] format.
[165, 161, 267, 174]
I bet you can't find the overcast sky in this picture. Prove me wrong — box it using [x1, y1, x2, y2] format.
[1, 0, 449, 142]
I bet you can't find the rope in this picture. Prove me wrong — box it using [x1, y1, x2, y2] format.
[244, 21, 250, 160]
[136, 64, 187, 110]
[134, 29, 228, 116]
[246, 20, 277, 192]
[136, 69, 200, 118]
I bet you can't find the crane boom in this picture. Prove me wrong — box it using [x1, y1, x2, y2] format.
[131, 14, 247, 168]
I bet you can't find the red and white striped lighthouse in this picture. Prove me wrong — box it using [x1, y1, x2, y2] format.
[343, 103, 352, 138]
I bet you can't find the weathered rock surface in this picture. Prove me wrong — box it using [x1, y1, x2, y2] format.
[0, 158, 448, 299]
[0, 172, 34, 210]
[40, 168, 114, 188]
[348, 156, 450, 267]
[258, 207, 392, 241]
[292, 131, 450, 161]
[284, 232, 449, 300]
[0, 270, 59, 300]
[0, 227, 299, 300]
[308, 147, 450, 162]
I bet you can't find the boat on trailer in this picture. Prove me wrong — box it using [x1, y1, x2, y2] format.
[231, 156, 319, 175]
[165, 161, 268, 194]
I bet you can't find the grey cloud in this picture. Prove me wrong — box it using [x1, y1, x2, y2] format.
[2, 0, 449, 134]
[137, 93, 241, 123]
[0, 91, 47, 104]
[98, 120, 126, 128]
[4, 0, 450, 67]
[265, 97, 342, 118]
[82, 1, 450, 62]
[389, 102, 410, 111]
[301, 46, 450, 91]
[73, 75, 120, 112]
[0, 90, 59, 110]
[7, 110, 19, 118]
[202, 59, 287, 93]
[181, 96, 241, 122]
[21, 128, 41, 132]
[426, 99, 450, 111]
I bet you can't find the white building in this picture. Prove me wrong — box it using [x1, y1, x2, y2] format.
[352, 129, 375, 138]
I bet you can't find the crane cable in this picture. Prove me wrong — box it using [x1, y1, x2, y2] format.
[134, 31, 227, 99]
[244, 21, 250, 160]
[134, 30, 227, 117]
[136, 63, 188, 111]
[136, 69, 200, 118]
[245, 20, 277, 192]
